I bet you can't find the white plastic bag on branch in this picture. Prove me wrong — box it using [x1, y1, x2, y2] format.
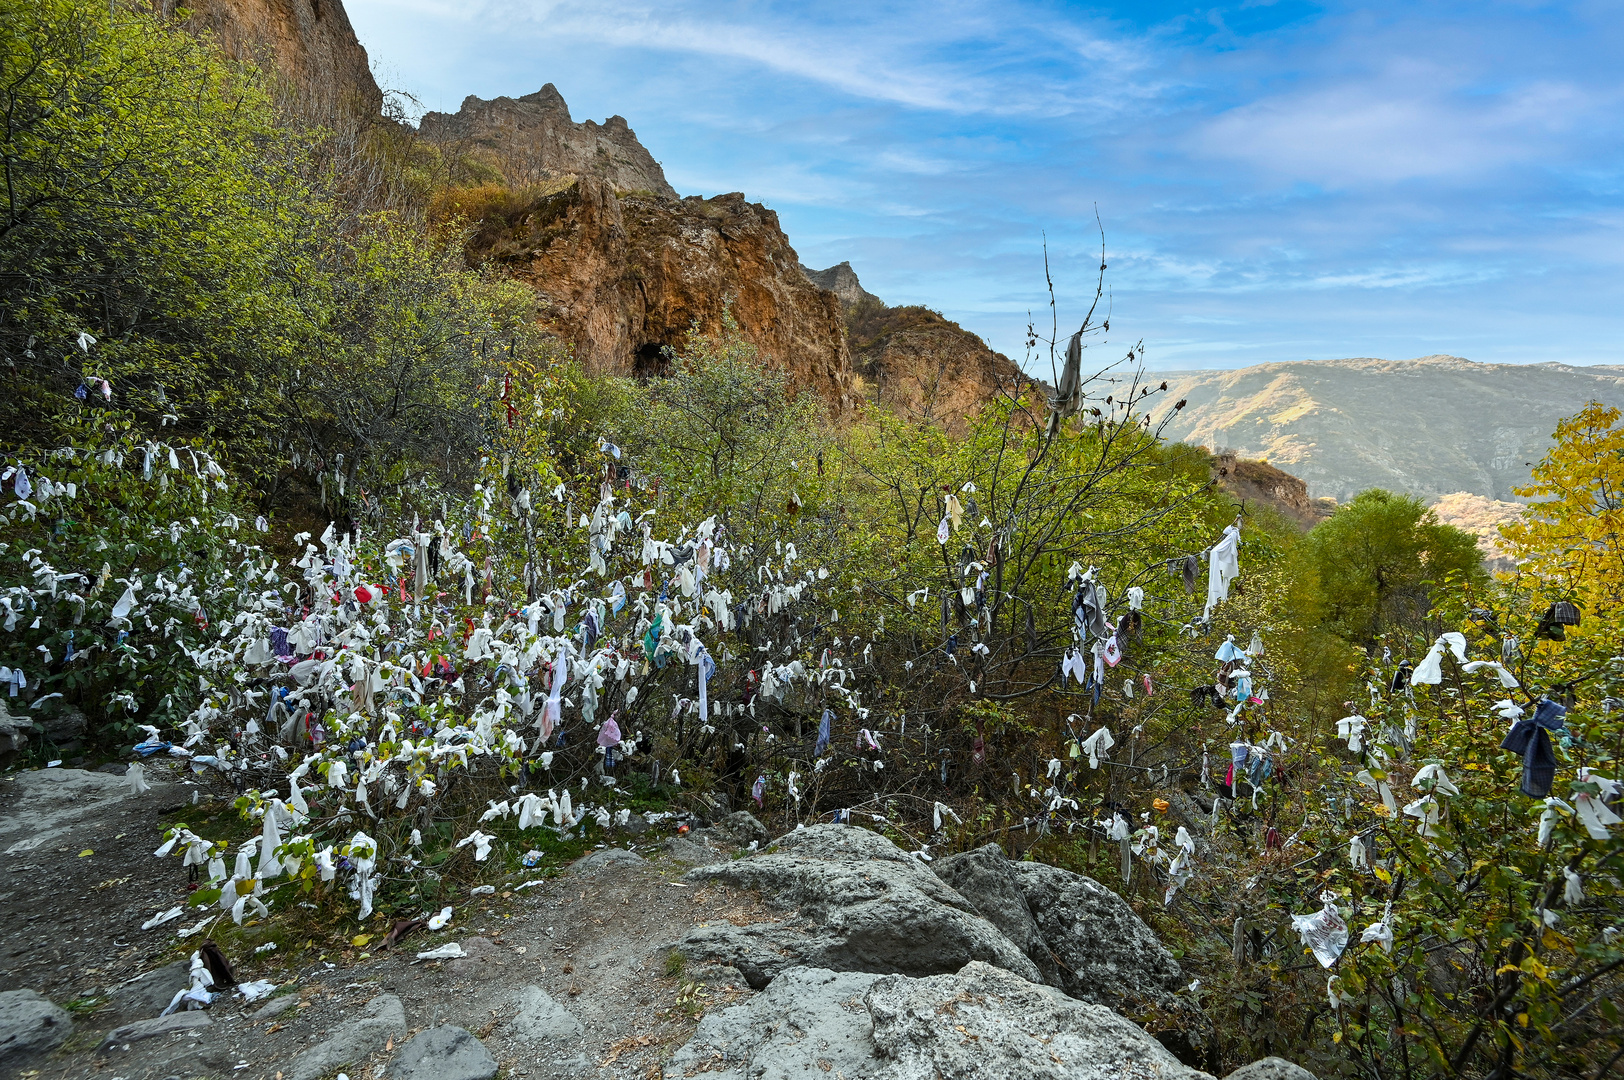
[1290, 891, 1349, 968]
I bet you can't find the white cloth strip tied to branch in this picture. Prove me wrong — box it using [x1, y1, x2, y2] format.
[1462, 660, 1520, 688]
[1080, 726, 1114, 770]
[1204, 524, 1241, 621]
[1572, 769, 1622, 839]
[1410, 632, 1467, 685]
[1291, 891, 1349, 968]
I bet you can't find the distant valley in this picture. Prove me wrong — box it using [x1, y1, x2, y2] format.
[1146, 355, 1624, 502]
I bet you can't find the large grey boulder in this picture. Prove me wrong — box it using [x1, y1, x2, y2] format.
[1011, 862, 1209, 1062]
[667, 966, 885, 1080]
[505, 986, 583, 1042]
[665, 961, 1216, 1080]
[1226, 1058, 1318, 1080]
[934, 843, 1059, 985]
[660, 835, 723, 863]
[289, 993, 407, 1080]
[1011, 862, 1185, 1010]
[387, 1025, 498, 1080]
[39, 705, 88, 749]
[0, 701, 29, 756]
[708, 811, 768, 846]
[675, 824, 1041, 988]
[0, 989, 72, 1063]
[0, 768, 131, 855]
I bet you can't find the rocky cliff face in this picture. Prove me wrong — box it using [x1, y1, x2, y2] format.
[1150, 356, 1624, 501]
[419, 85, 678, 198]
[190, 0, 1017, 423]
[830, 273, 1031, 431]
[468, 178, 854, 409]
[1213, 453, 1334, 527]
[182, 0, 381, 117]
[801, 261, 880, 307]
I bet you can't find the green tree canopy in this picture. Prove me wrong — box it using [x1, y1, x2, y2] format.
[1305, 488, 1485, 644]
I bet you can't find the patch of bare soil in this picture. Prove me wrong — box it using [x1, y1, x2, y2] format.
[1, 766, 773, 1080]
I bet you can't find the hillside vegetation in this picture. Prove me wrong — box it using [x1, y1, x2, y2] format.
[1150, 356, 1624, 502]
[1, 6, 1621, 1080]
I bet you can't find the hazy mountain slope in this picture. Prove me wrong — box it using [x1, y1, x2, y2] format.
[1147, 356, 1624, 501]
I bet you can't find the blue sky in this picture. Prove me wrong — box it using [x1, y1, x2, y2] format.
[345, 0, 1622, 372]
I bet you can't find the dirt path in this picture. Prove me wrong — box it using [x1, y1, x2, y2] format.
[1, 767, 773, 1080]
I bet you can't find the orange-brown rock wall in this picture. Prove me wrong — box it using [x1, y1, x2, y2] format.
[181, 0, 382, 118]
[486, 179, 854, 409]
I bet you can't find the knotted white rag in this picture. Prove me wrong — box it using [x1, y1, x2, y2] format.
[1080, 726, 1114, 770]
[1204, 525, 1241, 620]
[1411, 633, 1468, 685]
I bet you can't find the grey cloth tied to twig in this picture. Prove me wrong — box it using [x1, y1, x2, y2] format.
[1501, 697, 1567, 798]
[1046, 329, 1084, 436]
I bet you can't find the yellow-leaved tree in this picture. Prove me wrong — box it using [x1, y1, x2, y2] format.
[1502, 401, 1624, 613]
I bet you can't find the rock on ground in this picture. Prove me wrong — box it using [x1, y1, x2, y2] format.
[706, 811, 768, 847]
[666, 966, 884, 1080]
[934, 843, 1060, 985]
[99, 1010, 211, 1049]
[0, 768, 135, 856]
[105, 960, 191, 1022]
[1011, 861, 1210, 1062]
[288, 992, 407, 1080]
[1011, 861, 1186, 1010]
[675, 824, 1041, 987]
[387, 1024, 498, 1080]
[666, 961, 1216, 1080]
[566, 847, 645, 875]
[660, 835, 723, 863]
[0, 989, 72, 1064]
[505, 985, 584, 1042]
[1225, 1057, 1319, 1080]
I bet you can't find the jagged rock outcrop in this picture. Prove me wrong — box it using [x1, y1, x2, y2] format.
[181, 0, 381, 118]
[801, 261, 881, 307]
[665, 961, 1221, 1080]
[933, 843, 1205, 1059]
[824, 266, 1031, 431]
[471, 178, 854, 409]
[419, 85, 677, 197]
[673, 825, 1042, 987]
[1213, 453, 1333, 527]
[934, 843, 1060, 985]
[1011, 862, 1188, 1015]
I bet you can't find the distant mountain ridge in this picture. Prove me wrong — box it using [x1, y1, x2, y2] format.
[1148, 355, 1624, 503]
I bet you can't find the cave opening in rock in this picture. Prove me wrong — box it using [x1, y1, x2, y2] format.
[633, 342, 672, 378]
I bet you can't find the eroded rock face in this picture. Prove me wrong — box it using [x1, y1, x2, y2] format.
[801, 261, 881, 307]
[933, 843, 1060, 985]
[483, 178, 854, 409]
[182, 0, 382, 118]
[419, 85, 677, 198]
[827, 265, 1031, 432]
[854, 308, 1029, 431]
[665, 961, 1217, 1080]
[1012, 862, 1186, 1011]
[674, 825, 1041, 987]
